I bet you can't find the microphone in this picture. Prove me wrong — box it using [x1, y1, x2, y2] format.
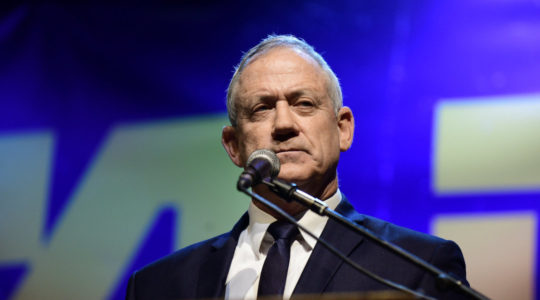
[262, 179, 489, 300]
[237, 149, 280, 191]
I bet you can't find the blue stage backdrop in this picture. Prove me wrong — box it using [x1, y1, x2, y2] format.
[1, 2, 539, 300]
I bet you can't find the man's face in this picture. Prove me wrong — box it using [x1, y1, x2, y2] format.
[223, 47, 353, 193]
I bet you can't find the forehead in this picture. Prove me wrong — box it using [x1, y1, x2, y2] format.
[235, 47, 328, 95]
[246, 47, 321, 73]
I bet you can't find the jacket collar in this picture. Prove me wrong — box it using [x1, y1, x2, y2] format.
[196, 194, 366, 299]
[292, 194, 366, 296]
[196, 212, 249, 299]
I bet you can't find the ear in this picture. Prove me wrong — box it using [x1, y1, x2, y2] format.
[222, 125, 243, 167]
[337, 106, 354, 151]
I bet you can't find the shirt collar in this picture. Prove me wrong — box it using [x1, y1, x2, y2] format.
[246, 189, 342, 258]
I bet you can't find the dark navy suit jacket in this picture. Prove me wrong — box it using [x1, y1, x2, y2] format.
[126, 196, 470, 299]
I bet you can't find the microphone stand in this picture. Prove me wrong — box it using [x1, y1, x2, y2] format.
[262, 178, 490, 300]
[238, 185, 436, 300]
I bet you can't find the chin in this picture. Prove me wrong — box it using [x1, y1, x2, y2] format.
[276, 170, 312, 185]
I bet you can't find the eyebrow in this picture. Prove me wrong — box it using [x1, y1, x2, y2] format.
[286, 90, 306, 100]
[255, 89, 314, 103]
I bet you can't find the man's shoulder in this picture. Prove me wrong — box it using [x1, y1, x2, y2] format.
[131, 211, 249, 287]
[134, 231, 230, 277]
[353, 212, 467, 281]
[331, 198, 469, 294]
[360, 214, 446, 246]
[126, 231, 236, 300]
[339, 197, 453, 249]
[337, 199, 462, 267]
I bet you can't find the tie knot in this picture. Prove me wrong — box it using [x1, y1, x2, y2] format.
[267, 221, 299, 242]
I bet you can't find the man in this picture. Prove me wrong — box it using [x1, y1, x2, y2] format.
[126, 35, 469, 300]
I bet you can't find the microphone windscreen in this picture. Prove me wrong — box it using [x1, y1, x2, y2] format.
[246, 149, 280, 178]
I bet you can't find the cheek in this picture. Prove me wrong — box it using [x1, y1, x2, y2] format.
[243, 130, 264, 146]
[316, 127, 341, 159]
[239, 126, 270, 152]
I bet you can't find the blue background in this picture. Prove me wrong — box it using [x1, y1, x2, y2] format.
[1, 2, 540, 299]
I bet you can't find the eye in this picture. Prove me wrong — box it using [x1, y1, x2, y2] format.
[294, 99, 315, 108]
[253, 104, 270, 113]
[297, 101, 313, 107]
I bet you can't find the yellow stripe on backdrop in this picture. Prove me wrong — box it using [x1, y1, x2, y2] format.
[432, 212, 537, 300]
[0, 114, 245, 300]
[433, 94, 540, 194]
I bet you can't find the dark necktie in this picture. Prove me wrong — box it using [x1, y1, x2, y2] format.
[258, 220, 300, 298]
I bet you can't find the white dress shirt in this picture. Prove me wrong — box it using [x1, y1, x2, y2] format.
[225, 190, 342, 300]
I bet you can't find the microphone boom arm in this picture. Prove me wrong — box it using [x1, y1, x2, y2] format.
[262, 178, 489, 300]
[238, 185, 435, 300]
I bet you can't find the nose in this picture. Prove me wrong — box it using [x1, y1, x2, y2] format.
[272, 100, 299, 141]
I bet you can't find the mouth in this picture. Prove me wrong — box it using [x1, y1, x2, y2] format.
[275, 148, 305, 154]
[274, 149, 308, 162]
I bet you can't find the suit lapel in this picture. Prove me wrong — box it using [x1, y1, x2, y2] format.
[292, 197, 366, 296]
[196, 213, 249, 299]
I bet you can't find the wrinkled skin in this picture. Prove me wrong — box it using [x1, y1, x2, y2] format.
[222, 47, 354, 217]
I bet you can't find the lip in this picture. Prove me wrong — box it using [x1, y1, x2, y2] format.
[275, 148, 304, 153]
[274, 149, 308, 158]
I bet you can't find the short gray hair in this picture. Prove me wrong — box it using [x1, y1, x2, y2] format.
[226, 34, 343, 127]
